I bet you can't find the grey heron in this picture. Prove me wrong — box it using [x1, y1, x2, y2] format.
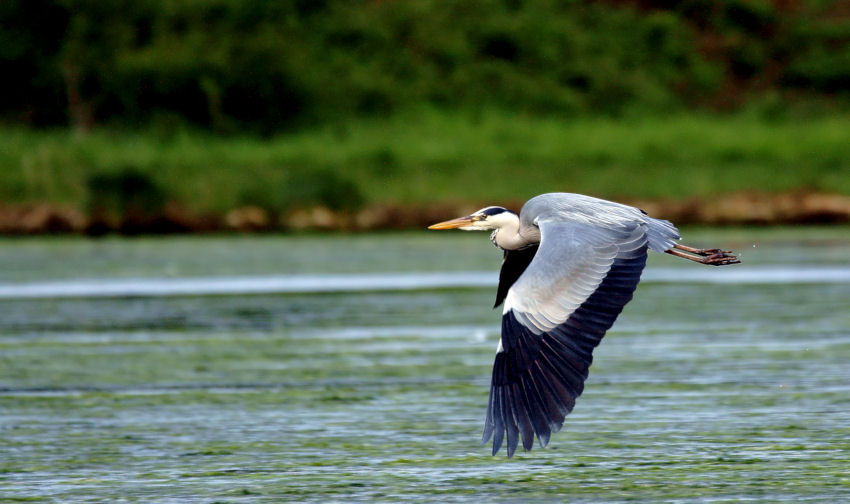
[428, 192, 739, 457]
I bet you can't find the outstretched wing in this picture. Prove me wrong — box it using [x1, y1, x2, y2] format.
[482, 220, 648, 457]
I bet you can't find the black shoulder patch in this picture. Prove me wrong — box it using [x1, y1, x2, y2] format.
[494, 244, 539, 308]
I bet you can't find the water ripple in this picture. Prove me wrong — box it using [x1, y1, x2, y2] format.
[0, 266, 848, 299]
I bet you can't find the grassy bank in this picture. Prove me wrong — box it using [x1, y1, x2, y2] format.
[2, 110, 850, 221]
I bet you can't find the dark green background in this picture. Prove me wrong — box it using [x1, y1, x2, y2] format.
[4, 0, 849, 133]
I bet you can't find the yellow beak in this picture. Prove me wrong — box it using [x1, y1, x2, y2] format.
[427, 216, 475, 230]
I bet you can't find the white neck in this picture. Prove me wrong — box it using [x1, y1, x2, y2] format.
[491, 218, 528, 250]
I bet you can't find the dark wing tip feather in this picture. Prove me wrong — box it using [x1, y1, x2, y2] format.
[485, 249, 647, 456]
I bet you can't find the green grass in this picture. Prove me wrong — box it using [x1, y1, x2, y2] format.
[3, 109, 850, 213]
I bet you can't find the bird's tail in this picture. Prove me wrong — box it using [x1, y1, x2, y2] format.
[645, 217, 680, 253]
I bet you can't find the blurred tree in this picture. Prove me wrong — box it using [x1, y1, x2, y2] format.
[0, 0, 69, 125]
[1, 0, 847, 131]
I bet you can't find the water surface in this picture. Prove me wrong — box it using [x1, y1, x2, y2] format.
[1, 228, 849, 502]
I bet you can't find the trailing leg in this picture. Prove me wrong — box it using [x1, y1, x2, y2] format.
[673, 243, 733, 256]
[666, 245, 740, 266]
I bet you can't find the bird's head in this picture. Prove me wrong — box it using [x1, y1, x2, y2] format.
[428, 206, 518, 232]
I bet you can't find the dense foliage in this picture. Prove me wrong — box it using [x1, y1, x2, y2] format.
[3, 0, 849, 132]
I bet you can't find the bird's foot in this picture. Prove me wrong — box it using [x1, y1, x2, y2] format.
[667, 244, 740, 266]
[674, 244, 731, 256]
[702, 252, 740, 266]
[693, 248, 728, 256]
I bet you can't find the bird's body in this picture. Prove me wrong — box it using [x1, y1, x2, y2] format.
[428, 192, 738, 457]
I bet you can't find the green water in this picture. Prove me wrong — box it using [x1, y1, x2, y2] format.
[1, 228, 849, 502]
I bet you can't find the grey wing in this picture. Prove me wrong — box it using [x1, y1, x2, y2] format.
[482, 219, 648, 457]
[520, 192, 680, 253]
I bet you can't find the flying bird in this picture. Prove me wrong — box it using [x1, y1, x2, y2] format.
[428, 192, 739, 457]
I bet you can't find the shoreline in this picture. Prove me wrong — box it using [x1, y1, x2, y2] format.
[2, 191, 849, 235]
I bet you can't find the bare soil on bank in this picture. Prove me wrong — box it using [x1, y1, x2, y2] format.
[2, 192, 849, 235]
